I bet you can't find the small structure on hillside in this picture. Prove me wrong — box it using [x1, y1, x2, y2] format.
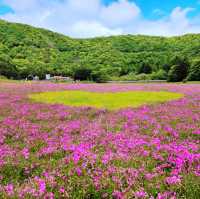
[52, 76, 73, 81]
[45, 74, 51, 80]
[33, 76, 39, 81]
[26, 75, 39, 81]
[45, 74, 73, 82]
[27, 75, 34, 80]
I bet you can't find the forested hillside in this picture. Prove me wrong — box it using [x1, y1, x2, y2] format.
[0, 19, 200, 81]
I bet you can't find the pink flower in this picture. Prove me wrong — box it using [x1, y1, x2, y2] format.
[22, 148, 29, 159]
[45, 192, 54, 199]
[193, 130, 200, 135]
[165, 176, 181, 185]
[59, 187, 65, 193]
[112, 191, 124, 199]
[36, 178, 46, 194]
[134, 189, 148, 198]
[75, 167, 82, 176]
[5, 184, 14, 196]
[157, 191, 176, 199]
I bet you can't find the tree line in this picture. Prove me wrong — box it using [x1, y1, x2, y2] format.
[0, 20, 200, 82]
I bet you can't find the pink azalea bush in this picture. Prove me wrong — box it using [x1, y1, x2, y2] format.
[0, 82, 199, 198]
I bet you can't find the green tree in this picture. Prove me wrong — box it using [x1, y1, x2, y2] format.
[1, 19, 200, 81]
[187, 58, 200, 81]
[167, 56, 189, 82]
[0, 55, 18, 79]
[151, 69, 167, 80]
[91, 69, 109, 83]
[73, 66, 92, 81]
[137, 62, 152, 74]
[162, 63, 171, 72]
[12, 58, 32, 79]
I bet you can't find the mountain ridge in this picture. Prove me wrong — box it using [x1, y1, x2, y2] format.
[0, 19, 200, 81]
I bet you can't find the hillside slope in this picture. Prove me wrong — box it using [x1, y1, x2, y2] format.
[0, 19, 200, 80]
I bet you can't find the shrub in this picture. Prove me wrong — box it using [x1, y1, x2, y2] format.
[0, 75, 8, 80]
[162, 64, 171, 72]
[167, 65, 180, 82]
[0, 55, 18, 79]
[112, 73, 152, 81]
[138, 62, 152, 74]
[91, 70, 109, 83]
[167, 56, 189, 82]
[113, 73, 136, 81]
[187, 58, 200, 81]
[151, 69, 167, 80]
[134, 73, 151, 80]
[73, 66, 92, 81]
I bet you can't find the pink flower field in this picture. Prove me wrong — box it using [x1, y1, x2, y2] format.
[0, 82, 199, 199]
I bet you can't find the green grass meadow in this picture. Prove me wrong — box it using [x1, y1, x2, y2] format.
[29, 90, 183, 110]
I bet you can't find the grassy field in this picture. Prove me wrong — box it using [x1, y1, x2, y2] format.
[30, 90, 183, 110]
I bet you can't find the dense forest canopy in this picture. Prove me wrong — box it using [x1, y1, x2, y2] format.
[0, 19, 200, 81]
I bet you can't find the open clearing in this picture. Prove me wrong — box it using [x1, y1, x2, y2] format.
[29, 90, 183, 110]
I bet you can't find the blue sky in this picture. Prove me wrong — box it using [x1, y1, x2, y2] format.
[103, 0, 200, 17]
[0, 1, 12, 15]
[0, 0, 200, 37]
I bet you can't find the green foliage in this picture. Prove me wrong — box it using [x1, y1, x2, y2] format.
[134, 73, 151, 81]
[12, 58, 32, 78]
[73, 66, 92, 81]
[187, 58, 200, 81]
[113, 73, 154, 81]
[162, 64, 171, 72]
[137, 62, 152, 74]
[151, 69, 167, 80]
[0, 54, 18, 79]
[167, 56, 189, 82]
[91, 69, 109, 83]
[177, 174, 200, 199]
[0, 75, 7, 79]
[0, 19, 200, 81]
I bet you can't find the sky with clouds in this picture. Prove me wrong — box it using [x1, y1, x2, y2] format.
[0, 0, 200, 38]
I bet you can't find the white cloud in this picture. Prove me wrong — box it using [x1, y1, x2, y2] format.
[126, 7, 200, 36]
[1, 0, 200, 38]
[3, 0, 38, 11]
[67, 0, 101, 17]
[170, 7, 193, 27]
[70, 21, 123, 38]
[100, 0, 140, 27]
